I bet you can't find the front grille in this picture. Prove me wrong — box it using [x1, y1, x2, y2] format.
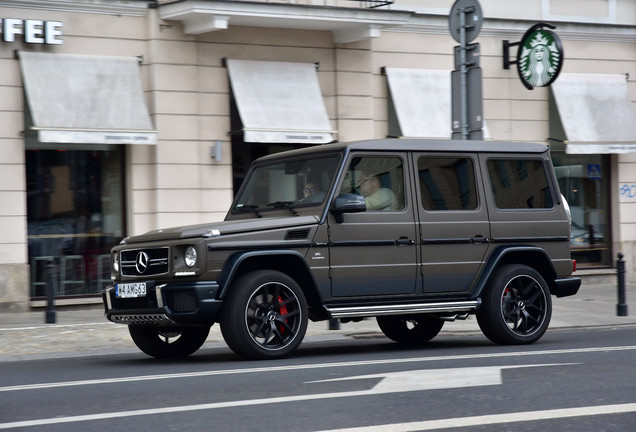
[121, 247, 169, 277]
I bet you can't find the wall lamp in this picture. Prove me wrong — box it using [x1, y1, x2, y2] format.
[210, 141, 223, 162]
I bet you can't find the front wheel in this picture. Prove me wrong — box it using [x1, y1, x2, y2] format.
[477, 264, 552, 345]
[376, 314, 444, 344]
[128, 325, 210, 358]
[220, 270, 308, 360]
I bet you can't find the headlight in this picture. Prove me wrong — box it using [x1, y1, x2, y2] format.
[112, 252, 120, 273]
[185, 246, 197, 268]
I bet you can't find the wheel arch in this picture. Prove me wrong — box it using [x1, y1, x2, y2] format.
[217, 250, 325, 318]
[472, 246, 558, 298]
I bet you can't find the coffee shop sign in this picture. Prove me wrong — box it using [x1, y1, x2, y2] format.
[0, 18, 63, 45]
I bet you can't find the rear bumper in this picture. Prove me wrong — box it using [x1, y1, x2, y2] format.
[552, 277, 581, 298]
[102, 280, 223, 326]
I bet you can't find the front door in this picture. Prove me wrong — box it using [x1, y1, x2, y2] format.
[328, 153, 418, 297]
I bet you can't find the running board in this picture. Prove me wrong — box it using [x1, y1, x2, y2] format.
[325, 300, 480, 319]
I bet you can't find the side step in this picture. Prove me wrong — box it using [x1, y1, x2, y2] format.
[325, 300, 480, 319]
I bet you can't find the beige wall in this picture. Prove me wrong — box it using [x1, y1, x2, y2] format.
[1, 0, 636, 309]
[0, 2, 153, 309]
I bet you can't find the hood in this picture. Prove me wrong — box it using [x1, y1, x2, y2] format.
[123, 215, 319, 244]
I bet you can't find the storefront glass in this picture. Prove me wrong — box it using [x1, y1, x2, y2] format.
[26, 148, 125, 298]
[551, 150, 610, 267]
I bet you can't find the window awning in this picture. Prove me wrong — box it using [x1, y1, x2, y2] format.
[384, 67, 490, 140]
[19, 51, 156, 145]
[551, 73, 636, 154]
[226, 59, 335, 144]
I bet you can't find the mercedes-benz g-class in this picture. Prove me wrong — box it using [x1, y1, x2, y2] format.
[103, 139, 580, 359]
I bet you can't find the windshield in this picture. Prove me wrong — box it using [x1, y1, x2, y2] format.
[233, 155, 341, 216]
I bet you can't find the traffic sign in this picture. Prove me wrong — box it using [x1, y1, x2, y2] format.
[449, 0, 483, 44]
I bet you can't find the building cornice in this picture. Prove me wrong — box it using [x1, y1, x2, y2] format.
[392, 15, 636, 43]
[0, 0, 151, 16]
[158, 0, 412, 43]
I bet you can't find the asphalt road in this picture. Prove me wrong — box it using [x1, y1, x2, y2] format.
[1, 326, 635, 431]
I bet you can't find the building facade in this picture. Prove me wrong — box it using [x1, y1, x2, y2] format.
[0, 0, 634, 310]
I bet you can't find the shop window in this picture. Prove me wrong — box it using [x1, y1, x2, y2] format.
[552, 153, 610, 267]
[26, 148, 125, 298]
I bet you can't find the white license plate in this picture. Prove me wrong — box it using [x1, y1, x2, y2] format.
[116, 282, 147, 298]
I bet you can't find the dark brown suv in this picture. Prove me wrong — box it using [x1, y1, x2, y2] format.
[103, 139, 580, 359]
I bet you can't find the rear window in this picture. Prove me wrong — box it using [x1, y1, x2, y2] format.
[487, 159, 554, 209]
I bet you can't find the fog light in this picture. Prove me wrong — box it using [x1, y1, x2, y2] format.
[185, 246, 197, 268]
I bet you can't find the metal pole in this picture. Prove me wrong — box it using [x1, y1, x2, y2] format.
[617, 253, 628, 317]
[45, 259, 57, 324]
[459, 7, 468, 140]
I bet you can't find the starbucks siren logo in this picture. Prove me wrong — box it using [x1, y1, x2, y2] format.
[517, 28, 563, 90]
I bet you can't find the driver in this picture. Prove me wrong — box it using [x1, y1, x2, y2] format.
[359, 174, 397, 210]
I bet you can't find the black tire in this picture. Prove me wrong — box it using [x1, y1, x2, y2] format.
[477, 264, 552, 345]
[376, 314, 444, 344]
[219, 270, 308, 360]
[128, 325, 210, 358]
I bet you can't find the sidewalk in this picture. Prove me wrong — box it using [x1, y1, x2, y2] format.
[0, 283, 633, 362]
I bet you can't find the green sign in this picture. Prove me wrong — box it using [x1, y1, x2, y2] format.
[517, 28, 563, 90]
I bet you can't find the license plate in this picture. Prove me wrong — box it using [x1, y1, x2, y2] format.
[116, 282, 147, 298]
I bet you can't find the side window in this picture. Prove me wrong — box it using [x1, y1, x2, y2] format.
[418, 157, 478, 211]
[340, 156, 404, 211]
[487, 159, 554, 209]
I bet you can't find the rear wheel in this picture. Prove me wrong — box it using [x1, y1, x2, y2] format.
[220, 270, 308, 360]
[128, 325, 210, 358]
[376, 314, 444, 344]
[477, 264, 552, 345]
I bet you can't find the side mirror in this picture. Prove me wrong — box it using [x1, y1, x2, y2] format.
[330, 193, 366, 223]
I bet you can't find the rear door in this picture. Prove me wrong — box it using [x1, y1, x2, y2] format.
[414, 152, 491, 295]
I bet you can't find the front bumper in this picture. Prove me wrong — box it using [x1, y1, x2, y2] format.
[103, 280, 223, 326]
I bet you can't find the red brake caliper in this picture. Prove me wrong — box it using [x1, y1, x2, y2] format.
[278, 296, 288, 333]
[503, 286, 511, 302]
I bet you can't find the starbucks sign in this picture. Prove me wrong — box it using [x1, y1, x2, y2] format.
[516, 26, 563, 90]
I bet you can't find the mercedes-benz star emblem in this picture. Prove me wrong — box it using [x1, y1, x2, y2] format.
[135, 251, 149, 274]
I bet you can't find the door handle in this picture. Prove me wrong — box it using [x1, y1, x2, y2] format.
[471, 236, 490, 244]
[396, 238, 415, 245]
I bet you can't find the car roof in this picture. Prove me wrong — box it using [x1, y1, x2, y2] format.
[255, 139, 550, 163]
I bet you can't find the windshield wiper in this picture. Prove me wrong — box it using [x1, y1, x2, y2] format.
[267, 201, 298, 216]
[234, 204, 262, 218]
